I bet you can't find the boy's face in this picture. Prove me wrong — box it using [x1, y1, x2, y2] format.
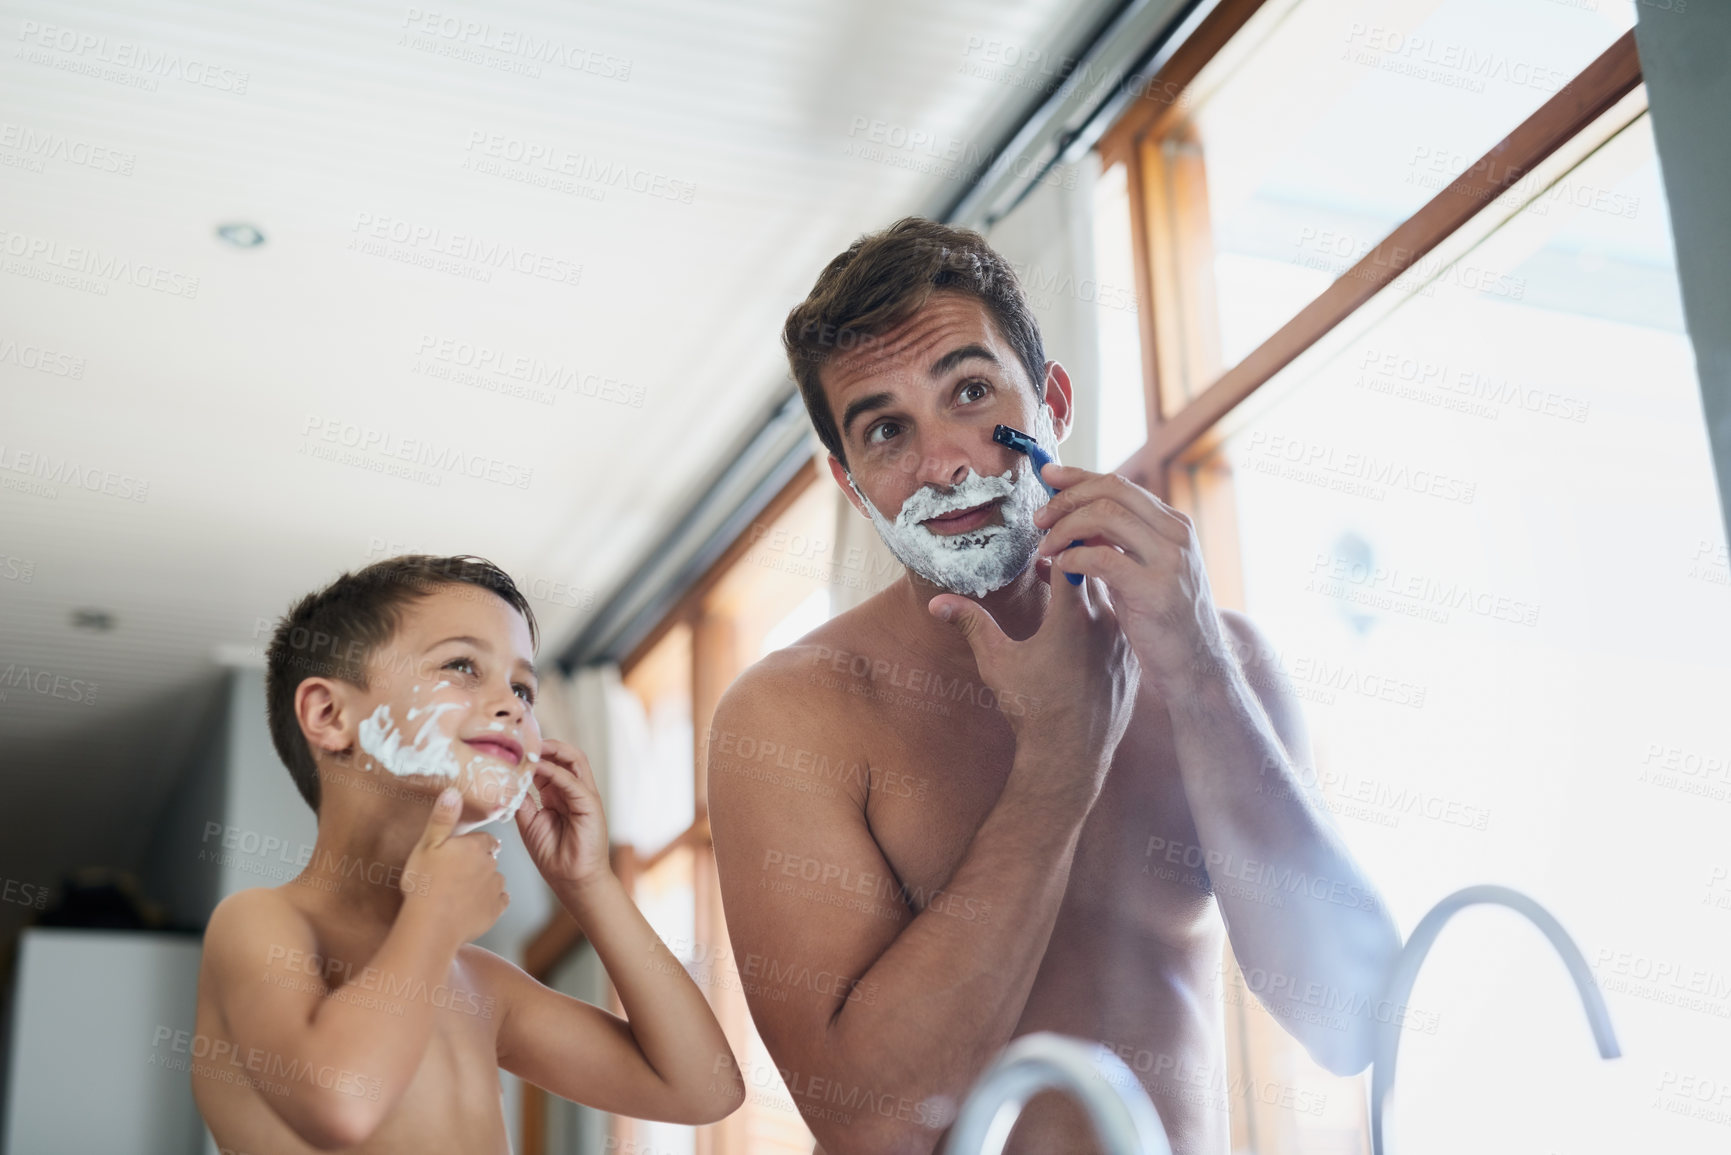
[344, 584, 543, 832]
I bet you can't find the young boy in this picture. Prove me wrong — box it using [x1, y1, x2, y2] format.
[193, 554, 743, 1152]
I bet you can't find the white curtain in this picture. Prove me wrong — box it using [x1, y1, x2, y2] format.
[982, 153, 1105, 474]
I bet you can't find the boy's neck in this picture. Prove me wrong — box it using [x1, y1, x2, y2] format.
[295, 763, 440, 925]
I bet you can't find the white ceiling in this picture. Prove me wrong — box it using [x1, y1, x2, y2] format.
[0, 0, 1120, 906]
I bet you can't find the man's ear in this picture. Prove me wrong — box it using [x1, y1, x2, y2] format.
[1042, 360, 1075, 444]
[297, 677, 357, 758]
[827, 454, 870, 519]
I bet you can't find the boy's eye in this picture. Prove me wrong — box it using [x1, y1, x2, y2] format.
[443, 656, 535, 706]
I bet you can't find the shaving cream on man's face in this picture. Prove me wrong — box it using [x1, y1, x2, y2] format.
[848, 406, 1059, 598]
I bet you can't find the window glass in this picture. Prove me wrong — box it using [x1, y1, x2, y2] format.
[619, 623, 696, 852]
[1189, 110, 1728, 1154]
[629, 844, 699, 1155]
[1179, 0, 1636, 380]
[1092, 160, 1149, 467]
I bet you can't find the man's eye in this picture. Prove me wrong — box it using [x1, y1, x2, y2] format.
[959, 380, 991, 403]
[866, 421, 900, 446]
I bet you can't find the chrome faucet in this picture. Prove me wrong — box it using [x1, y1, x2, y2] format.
[1370, 884, 1621, 1155]
[947, 1032, 1172, 1155]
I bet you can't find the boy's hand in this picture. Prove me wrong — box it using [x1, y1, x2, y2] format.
[401, 787, 509, 947]
[515, 739, 612, 894]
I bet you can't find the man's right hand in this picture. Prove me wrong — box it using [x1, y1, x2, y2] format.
[401, 787, 509, 946]
[928, 562, 1140, 807]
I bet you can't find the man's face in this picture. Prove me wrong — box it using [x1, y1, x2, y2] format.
[821, 291, 1068, 597]
[348, 584, 544, 832]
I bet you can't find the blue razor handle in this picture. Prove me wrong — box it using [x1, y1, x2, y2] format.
[992, 424, 1084, 585]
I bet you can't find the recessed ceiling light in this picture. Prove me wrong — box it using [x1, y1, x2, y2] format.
[71, 608, 116, 631]
[216, 223, 266, 248]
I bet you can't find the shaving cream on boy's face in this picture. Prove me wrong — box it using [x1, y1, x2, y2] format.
[349, 591, 543, 833]
[848, 404, 1059, 599]
[356, 680, 541, 833]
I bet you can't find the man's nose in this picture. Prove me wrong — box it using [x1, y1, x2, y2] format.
[907, 426, 982, 489]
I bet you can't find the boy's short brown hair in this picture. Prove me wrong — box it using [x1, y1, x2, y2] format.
[782, 217, 1046, 468]
[263, 554, 538, 813]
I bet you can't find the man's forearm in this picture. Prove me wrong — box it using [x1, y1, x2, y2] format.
[824, 749, 1093, 1129]
[1164, 666, 1400, 1068]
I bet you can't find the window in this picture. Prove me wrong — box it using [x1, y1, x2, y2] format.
[527, 6, 1729, 1152]
[523, 461, 836, 1155]
[1098, 1, 1728, 1152]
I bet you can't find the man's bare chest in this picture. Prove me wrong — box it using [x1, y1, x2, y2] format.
[845, 680, 1210, 929]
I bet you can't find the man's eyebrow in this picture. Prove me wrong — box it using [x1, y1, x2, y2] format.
[930, 344, 999, 377]
[838, 346, 1001, 439]
[840, 390, 895, 439]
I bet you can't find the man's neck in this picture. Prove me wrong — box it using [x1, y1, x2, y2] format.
[880, 557, 1054, 672]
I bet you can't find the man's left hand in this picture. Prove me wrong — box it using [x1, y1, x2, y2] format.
[1032, 462, 1232, 699]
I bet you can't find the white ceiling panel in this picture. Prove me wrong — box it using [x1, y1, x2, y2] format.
[0, 0, 1119, 894]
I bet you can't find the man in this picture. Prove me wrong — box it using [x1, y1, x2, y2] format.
[707, 217, 1399, 1155]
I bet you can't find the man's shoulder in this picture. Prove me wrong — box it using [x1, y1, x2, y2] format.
[1214, 607, 1281, 681]
[708, 611, 885, 810]
[720, 601, 882, 714]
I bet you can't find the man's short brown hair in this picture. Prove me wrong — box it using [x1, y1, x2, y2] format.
[263, 554, 538, 813]
[782, 217, 1046, 467]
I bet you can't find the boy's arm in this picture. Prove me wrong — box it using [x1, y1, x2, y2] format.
[501, 743, 744, 1124]
[471, 882, 744, 1125]
[201, 790, 506, 1149]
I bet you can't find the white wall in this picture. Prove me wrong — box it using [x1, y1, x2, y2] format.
[3, 930, 203, 1155]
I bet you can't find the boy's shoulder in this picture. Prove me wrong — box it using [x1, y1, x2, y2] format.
[454, 940, 534, 1002]
[202, 885, 320, 976]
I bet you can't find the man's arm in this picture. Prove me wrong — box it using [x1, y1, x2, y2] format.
[1031, 464, 1402, 1074]
[1166, 609, 1402, 1073]
[707, 657, 1109, 1155]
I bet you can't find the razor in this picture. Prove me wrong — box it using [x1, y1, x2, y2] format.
[992, 424, 1084, 586]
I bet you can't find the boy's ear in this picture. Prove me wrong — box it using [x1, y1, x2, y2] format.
[297, 677, 359, 756]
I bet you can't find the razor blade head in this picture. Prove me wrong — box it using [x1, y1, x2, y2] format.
[992, 424, 1033, 451]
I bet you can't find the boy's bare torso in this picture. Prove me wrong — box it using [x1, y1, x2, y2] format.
[770, 590, 1232, 1155]
[193, 888, 511, 1155]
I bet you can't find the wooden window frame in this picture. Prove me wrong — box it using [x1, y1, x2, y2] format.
[1101, 11, 1643, 1154]
[520, 458, 820, 1155]
[1102, 11, 1642, 499]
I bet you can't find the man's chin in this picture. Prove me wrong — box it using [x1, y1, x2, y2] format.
[915, 553, 1042, 599]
